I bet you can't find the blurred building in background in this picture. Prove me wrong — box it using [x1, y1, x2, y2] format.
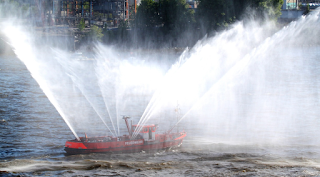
[283, 0, 299, 9]
[8, 0, 136, 27]
[282, 0, 320, 9]
[5, 0, 319, 27]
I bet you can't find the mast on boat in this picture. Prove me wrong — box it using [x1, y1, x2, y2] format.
[167, 101, 181, 134]
[122, 116, 132, 138]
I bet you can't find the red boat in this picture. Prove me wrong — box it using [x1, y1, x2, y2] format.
[64, 117, 186, 154]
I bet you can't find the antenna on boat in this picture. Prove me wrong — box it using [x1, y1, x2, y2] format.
[122, 116, 132, 138]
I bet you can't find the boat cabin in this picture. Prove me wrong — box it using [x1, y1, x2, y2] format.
[132, 124, 157, 141]
[122, 116, 157, 141]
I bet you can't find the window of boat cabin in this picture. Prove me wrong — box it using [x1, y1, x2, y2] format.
[144, 128, 148, 132]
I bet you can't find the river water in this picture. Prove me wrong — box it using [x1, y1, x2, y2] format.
[2, 10, 320, 176]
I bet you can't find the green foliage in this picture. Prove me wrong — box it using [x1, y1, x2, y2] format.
[160, 0, 195, 31]
[78, 18, 85, 31]
[84, 2, 90, 10]
[135, 0, 195, 31]
[88, 25, 104, 41]
[135, 0, 160, 28]
[251, 0, 284, 20]
[197, 0, 236, 31]
[197, 0, 283, 32]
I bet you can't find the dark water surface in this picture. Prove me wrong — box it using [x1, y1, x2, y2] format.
[2, 55, 320, 176]
[0, 55, 71, 160]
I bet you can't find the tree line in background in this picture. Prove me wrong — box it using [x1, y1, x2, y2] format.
[102, 0, 284, 49]
[0, 0, 284, 50]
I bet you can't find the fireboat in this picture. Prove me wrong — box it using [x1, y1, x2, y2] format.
[64, 116, 186, 154]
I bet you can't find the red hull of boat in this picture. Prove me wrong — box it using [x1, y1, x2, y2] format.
[65, 132, 186, 154]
